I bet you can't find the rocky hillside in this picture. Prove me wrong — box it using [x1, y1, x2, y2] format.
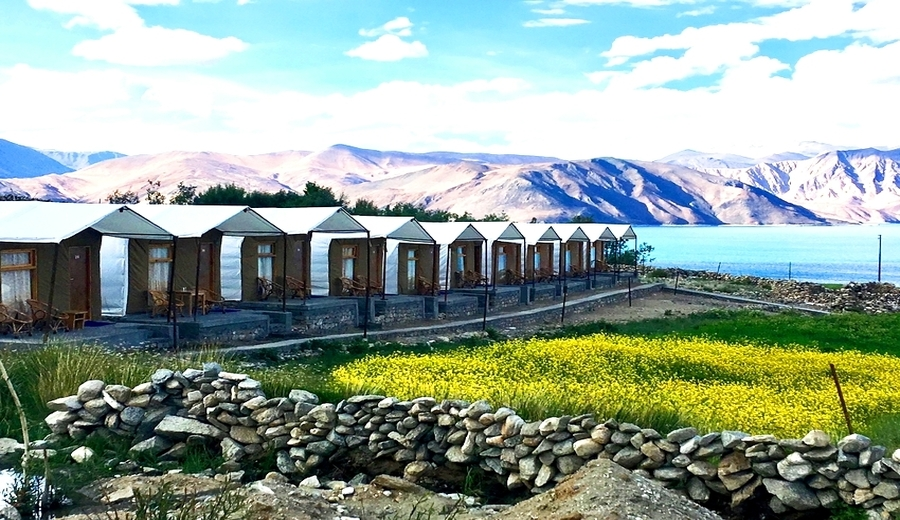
[3, 139, 900, 224]
[700, 148, 900, 223]
[0, 138, 73, 178]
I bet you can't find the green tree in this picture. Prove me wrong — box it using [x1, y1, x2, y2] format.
[145, 180, 165, 204]
[194, 184, 249, 205]
[570, 214, 595, 223]
[618, 242, 656, 269]
[300, 181, 346, 207]
[481, 212, 509, 222]
[350, 198, 381, 216]
[106, 189, 140, 204]
[169, 182, 198, 205]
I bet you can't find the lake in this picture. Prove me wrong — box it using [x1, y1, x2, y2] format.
[633, 225, 900, 285]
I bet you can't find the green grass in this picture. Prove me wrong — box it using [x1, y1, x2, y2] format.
[0, 344, 233, 439]
[553, 309, 900, 356]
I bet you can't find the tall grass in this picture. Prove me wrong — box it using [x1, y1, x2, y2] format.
[0, 344, 232, 439]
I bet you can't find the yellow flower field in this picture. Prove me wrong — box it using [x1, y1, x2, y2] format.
[332, 334, 900, 438]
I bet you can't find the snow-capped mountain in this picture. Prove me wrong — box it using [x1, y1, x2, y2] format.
[705, 148, 900, 223]
[2, 138, 899, 224]
[0, 139, 73, 178]
[39, 150, 127, 170]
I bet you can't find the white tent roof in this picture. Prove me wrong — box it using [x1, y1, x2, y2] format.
[353, 216, 434, 243]
[603, 224, 637, 240]
[0, 201, 172, 243]
[419, 222, 485, 245]
[255, 207, 365, 235]
[469, 222, 525, 243]
[131, 204, 282, 238]
[549, 223, 590, 242]
[515, 223, 561, 245]
[577, 223, 617, 242]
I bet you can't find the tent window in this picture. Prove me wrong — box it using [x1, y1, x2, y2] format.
[258, 243, 275, 281]
[148, 245, 172, 292]
[0, 250, 36, 312]
[497, 246, 507, 271]
[406, 249, 418, 289]
[455, 246, 465, 272]
[342, 246, 357, 279]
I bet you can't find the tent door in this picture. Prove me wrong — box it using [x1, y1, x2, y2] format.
[198, 242, 216, 292]
[68, 246, 91, 313]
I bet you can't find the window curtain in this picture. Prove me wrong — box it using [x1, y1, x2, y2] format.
[0, 252, 31, 312]
[148, 247, 170, 292]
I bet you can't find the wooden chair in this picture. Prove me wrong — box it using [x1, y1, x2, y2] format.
[202, 289, 231, 314]
[0, 304, 32, 337]
[149, 290, 184, 318]
[285, 276, 308, 300]
[537, 267, 558, 283]
[463, 270, 487, 288]
[353, 276, 375, 296]
[504, 269, 526, 285]
[26, 299, 69, 333]
[256, 277, 284, 301]
[417, 276, 435, 295]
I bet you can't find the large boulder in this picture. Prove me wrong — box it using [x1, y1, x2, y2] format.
[494, 459, 723, 520]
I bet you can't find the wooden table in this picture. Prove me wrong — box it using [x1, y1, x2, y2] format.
[173, 290, 208, 316]
[64, 310, 88, 331]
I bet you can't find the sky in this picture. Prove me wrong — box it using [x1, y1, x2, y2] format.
[0, 0, 898, 161]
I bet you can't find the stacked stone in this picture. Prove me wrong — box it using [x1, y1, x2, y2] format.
[46, 370, 900, 518]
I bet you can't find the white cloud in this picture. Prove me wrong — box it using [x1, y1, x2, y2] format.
[532, 8, 567, 14]
[345, 35, 428, 62]
[359, 16, 414, 38]
[73, 26, 248, 66]
[28, 0, 247, 66]
[561, 0, 811, 5]
[349, 17, 426, 61]
[593, 0, 900, 90]
[678, 6, 716, 16]
[523, 18, 591, 27]
[3, 37, 898, 162]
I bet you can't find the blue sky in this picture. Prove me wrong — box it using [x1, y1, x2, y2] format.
[0, 0, 898, 160]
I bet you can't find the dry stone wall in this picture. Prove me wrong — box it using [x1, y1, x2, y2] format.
[45, 366, 900, 518]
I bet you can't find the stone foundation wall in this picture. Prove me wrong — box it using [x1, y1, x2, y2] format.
[46, 368, 900, 518]
[490, 287, 522, 311]
[294, 302, 358, 335]
[438, 296, 481, 319]
[374, 298, 425, 326]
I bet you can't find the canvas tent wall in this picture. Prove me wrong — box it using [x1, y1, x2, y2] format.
[577, 223, 617, 271]
[254, 207, 365, 296]
[600, 224, 638, 271]
[468, 222, 525, 286]
[310, 216, 436, 296]
[515, 223, 561, 282]
[419, 222, 485, 290]
[118, 205, 282, 315]
[549, 223, 591, 274]
[0, 202, 171, 319]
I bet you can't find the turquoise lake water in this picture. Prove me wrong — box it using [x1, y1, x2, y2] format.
[633, 225, 900, 284]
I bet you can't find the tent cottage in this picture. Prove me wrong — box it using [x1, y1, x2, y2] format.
[577, 223, 617, 272]
[468, 222, 525, 286]
[106, 205, 282, 315]
[310, 216, 436, 296]
[550, 223, 591, 276]
[253, 207, 365, 299]
[419, 222, 486, 290]
[0, 202, 171, 320]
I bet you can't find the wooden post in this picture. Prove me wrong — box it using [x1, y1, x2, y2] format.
[830, 363, 853, 434]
